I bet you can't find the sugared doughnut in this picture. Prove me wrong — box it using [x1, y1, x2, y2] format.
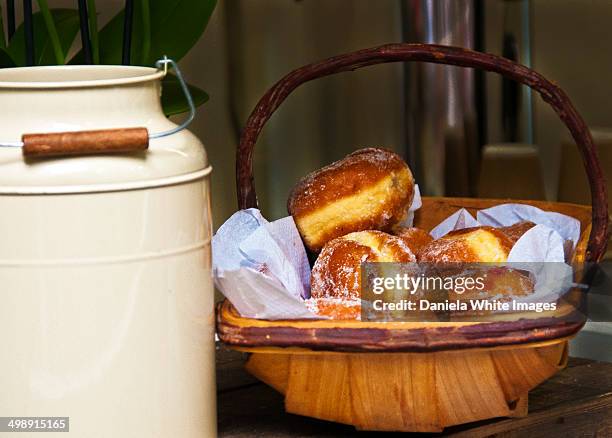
[448, 267, 534, 301]
[288, 148, 415, 252]
[310, 230, 416, 300]
[500, 221, 536, 245]
[305, 297, 361, 320]
[393, 226, 433, 255]
[418, 226, 513, 263]
[446, 267, 535, 319]
[480, 267, 534, 297]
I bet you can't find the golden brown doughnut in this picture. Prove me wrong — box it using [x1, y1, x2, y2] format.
[393, 226, 433, 255]
[310, 230, 416, 300]
[500, 221, 536, 245]
[448, 267, 534, 301]
[418, 226, 513, 263]
[288, 148, 415, 252]
[481, 267, 534, 297]
[446, 267, 535, 320]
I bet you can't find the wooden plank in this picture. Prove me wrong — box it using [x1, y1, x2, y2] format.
[434, 351, 511, 427]
[349, 353, 441, 432]
[285, 354, 354, 425]
[448, 394, 612, 438]
[217, 383, 359, 437]
[529, 359, 612, 409]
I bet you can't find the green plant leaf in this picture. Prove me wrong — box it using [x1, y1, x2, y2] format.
[37, 0, 65, 64]
[139, 0, 151, 65]
[162, 73, 209, 117]
[7, 9, 80, 66]
[87, 0, 100, 64]
[0, 48, 16, 68]
[71, 0, 217, 66]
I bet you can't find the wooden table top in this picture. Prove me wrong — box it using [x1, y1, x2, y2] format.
[217, 344, 612, 437]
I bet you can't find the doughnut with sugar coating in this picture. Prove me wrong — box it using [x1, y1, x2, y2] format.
[419, 226, 513, 263]
[288, 148, 415, 252]
[311, 230, 416, 301]
[393, 226, 433, 255]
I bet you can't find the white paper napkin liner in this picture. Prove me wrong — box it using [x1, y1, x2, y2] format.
[265, 216, 311, 295]
[212, 208, 269, 271]
[215, 267, 320, 320]
[477, 203, 580, 248]
[429, 208, 479, 239]
[240, 216, 310, 299]
[507, 224, 566, 263]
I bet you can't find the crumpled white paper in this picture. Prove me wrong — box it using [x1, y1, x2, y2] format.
[477, 204, 580, 246]
[212, 208, 317, 319]
[429, 208, 480, 239]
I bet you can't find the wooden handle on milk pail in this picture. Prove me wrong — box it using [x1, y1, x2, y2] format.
[22, 127, 149, 158]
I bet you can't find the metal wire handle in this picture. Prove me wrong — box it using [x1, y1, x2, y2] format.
[149, 57, 196, 140]
[0, 57, 195, 149]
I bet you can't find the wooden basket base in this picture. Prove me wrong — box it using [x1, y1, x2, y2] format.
[244, 340, 569, 432]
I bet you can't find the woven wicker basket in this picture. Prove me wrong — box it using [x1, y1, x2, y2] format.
[217, 44, 608, 432]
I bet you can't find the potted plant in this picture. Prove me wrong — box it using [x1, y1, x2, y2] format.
[0, 0, 216, 115]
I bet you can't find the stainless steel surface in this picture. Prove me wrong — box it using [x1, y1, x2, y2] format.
[402, 0, 478, 196]
[500, 0, 533, 145]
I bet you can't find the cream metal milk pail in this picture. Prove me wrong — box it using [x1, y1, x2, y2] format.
[0, 60, 216, 437]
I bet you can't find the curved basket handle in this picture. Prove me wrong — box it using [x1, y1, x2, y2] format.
[237, 43, 608, 262]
